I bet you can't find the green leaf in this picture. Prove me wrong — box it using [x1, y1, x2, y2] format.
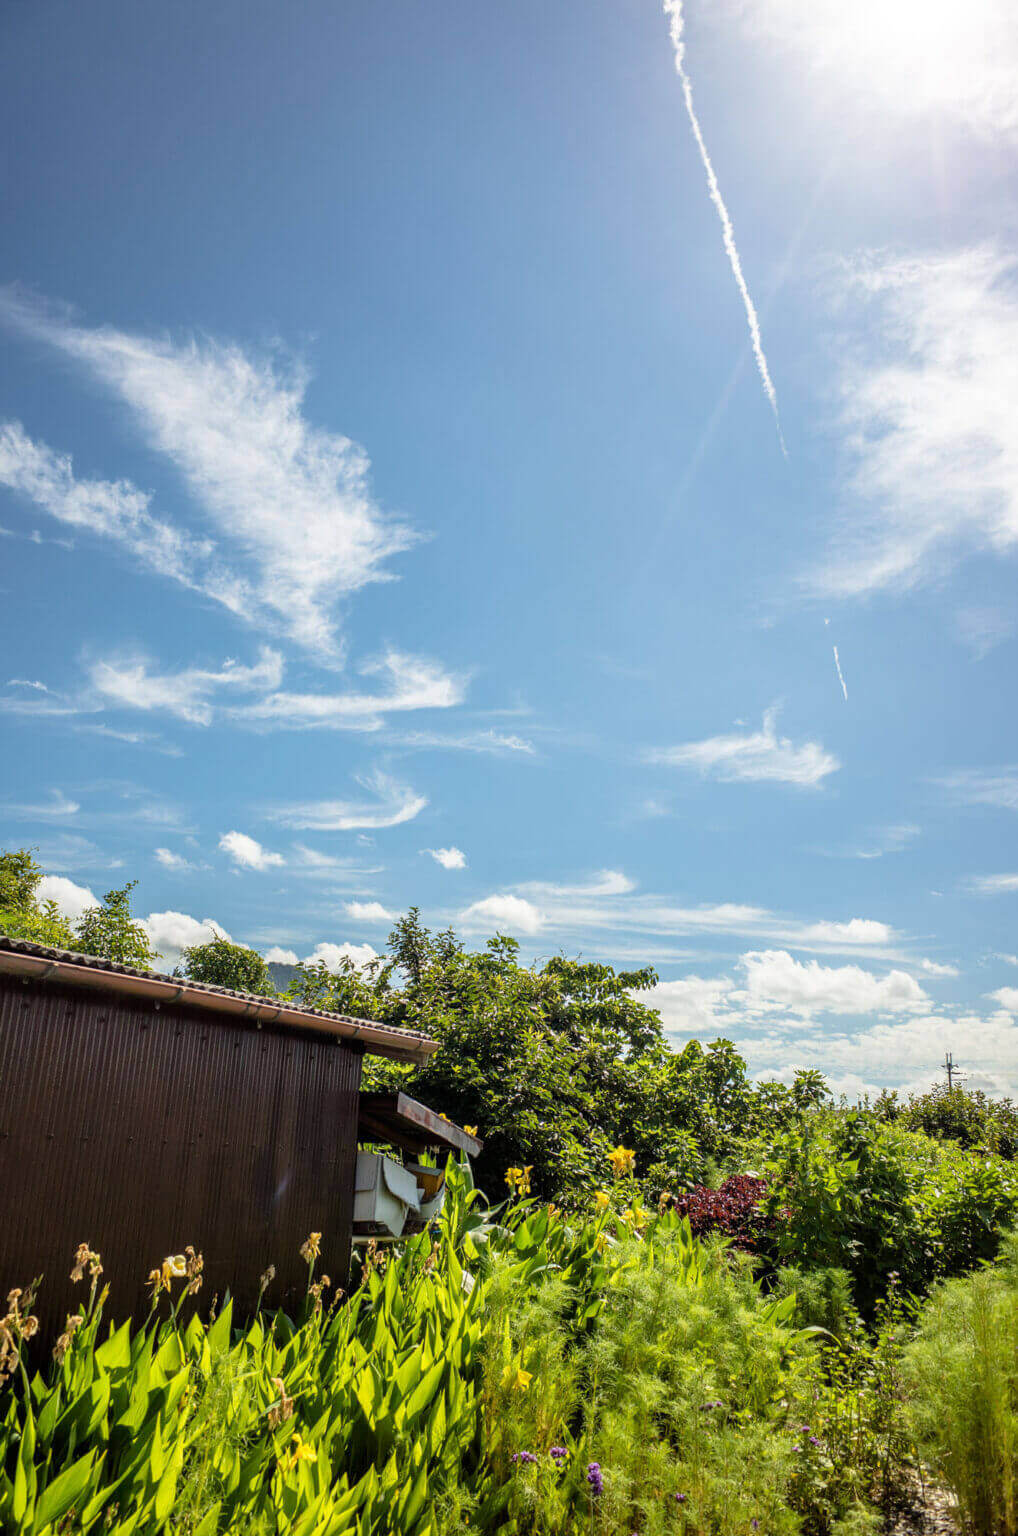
[32, 1450, 97, 1533]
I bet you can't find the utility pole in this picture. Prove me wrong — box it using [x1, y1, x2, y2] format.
[944, 1052, 965, 1090]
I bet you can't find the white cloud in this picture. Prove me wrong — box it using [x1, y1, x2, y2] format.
[955, 607, 1015, 659]
[265, 946, 299, 965]
[648, 706, 838, 787]
[940, 770, 1018, 812]
[651, 974, 738, 1037]
[269, 769, 427, 832]
[305, 941, 378, 971]
[234, 651, 466, 730]
[816, 249, 1018, 596]
[7, 678, 49, 692]
[0, 295, 416, 658]
[142, 911, 228, 968]
[154, 847, 192, 872]
[800, 918, 893, 945]
[990, 987, 1018, 1012]
[88, 648, 283, 726]
[2, 789, 80, 818]
[719, 0, 1018, 140]
[0, 422, 219, 598]
[920, 958, 960, 978]
[820, 824, 920, 860]
[459, 894, 545, 936]
[344, 901, 394, 922]
[392, 728, 535, 755]
[425, 846, 467, 870]
[36, 874, 97, 925]
[219, 831, 285, 871]
[963, 873, 1018, 895]
[522, 869, 636, 898]
[740, 949, 929, 1015]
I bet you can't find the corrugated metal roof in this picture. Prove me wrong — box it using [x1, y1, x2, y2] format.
[0, 934, 437, 1064]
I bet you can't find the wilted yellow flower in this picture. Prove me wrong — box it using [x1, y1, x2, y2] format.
[299, 1232, 322, 1265]
[267, 1375, 294, 1429]
[608, 1146, 636, 1178]
[184, 1246, 204, 1296]
[52, 1312, 83, 1366]
[70, 1243, 102, 1285]
[594, 1190, 610, 1212]
[595, 1231, 608, 1254]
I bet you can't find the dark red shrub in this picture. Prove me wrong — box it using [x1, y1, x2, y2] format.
[671, 1175, 771, 1251]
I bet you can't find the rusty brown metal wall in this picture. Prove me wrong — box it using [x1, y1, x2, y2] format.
[0, 973, 363, 1342]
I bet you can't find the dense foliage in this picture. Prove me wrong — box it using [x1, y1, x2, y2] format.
[0, 851, 156, 966]
[0, 1164, 922, 1536]
[178, 935, 274, 995]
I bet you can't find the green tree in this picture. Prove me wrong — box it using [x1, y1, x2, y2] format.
[180, 933, 275, 995]
[0, 845, 75, 947]
[75, 882, 157, 967]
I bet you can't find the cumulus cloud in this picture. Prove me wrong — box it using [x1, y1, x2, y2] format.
[990, 988, 1018, 1012]
[36, 874, 97, 924]
[268, 770, 427, 832]
[344, 901, 394, 922]
[265, 946, 299, 965]
[459, 894, 545, 936]
[648, 707, 838, 787]
[219, 831, 285, 871]
[0, 293, 417, 659]
[800, 918, 893, 945]
[305, 941, 378, 971]
[815, 249, 1018, 596]
[425, 847, 467, 870]
[740, 949, 928, 1015]
[920, 958, 959, 978]
[142, 911, 228, 968]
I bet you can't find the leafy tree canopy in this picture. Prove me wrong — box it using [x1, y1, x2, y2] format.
[0, 845, 75, 947]
[180, 933, 274, 995]
[74, 882, 157, 967]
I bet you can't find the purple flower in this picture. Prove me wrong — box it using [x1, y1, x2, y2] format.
[792, 1445, 802, 1454]
[800, 1424, 810, 1433]
[752, 1522, 759, 1530]
[675, 1493, 687, 1504]
[587, 1463, 604, 1496]
[511, 1451, 538, 1465]
[550, 1447, 567, 1461]
[809, 1436, 820, 1447]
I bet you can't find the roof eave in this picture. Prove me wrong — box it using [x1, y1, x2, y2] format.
[0, 947, 437, 1066]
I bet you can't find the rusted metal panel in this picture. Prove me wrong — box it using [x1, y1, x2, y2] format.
[0, 974, 362, 1343]
[358, 1092, 483, 1158]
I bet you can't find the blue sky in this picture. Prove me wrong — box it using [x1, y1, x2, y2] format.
[2, 0, 1018, 1098]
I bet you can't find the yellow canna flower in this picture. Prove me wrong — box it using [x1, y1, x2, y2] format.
[595, 1231, 608, 1253]
[282, 1432, 317, 1472]
[464, 1125, 478, 1136]
[595, 1190, 610, 1212]
[514, 1367, 533, 1391]
[608, 1146, 636, 1178]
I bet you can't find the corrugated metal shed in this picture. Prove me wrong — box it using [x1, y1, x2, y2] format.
[0, 938, 436, 1339]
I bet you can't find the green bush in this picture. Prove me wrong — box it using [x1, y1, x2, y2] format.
[904, 1233, 1018, 1536]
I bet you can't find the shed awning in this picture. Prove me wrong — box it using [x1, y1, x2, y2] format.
[357, 1092, 483, 1158]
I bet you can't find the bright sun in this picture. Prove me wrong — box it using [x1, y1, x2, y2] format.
[737, 0, 1018, 139]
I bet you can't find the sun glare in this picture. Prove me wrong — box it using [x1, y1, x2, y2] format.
[735, 0, 1018, 138]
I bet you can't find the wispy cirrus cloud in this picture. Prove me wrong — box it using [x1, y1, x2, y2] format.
[818, 823, 920, 860]
[2, 647, 466, 735]
[0, 421, 223, 599]
[648, 706, 838, 787]
[814, 248, 1018, 597]
[0, 290, 417, 659]
[962, 873, 1018, 896]
[937, 768, 1018, 811]
[268, 769, 427, 833]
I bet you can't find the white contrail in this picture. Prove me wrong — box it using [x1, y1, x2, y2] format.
[832, 644, 848, 701]
[662, 0, 786, 455]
